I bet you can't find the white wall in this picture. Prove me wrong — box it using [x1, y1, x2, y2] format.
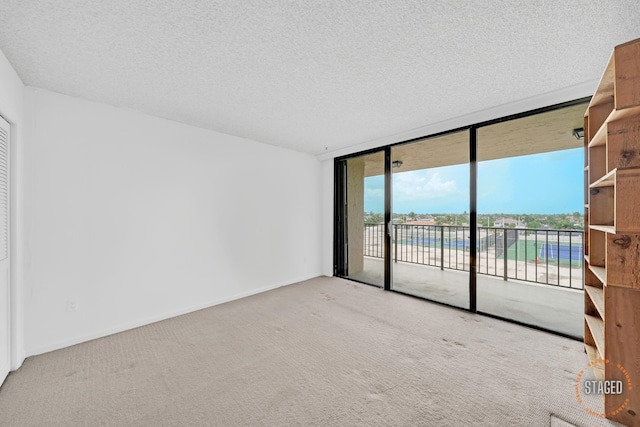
[24, 88, 322, 355]
[0, 48, 26, 370]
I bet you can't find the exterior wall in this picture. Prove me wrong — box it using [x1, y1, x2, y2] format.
[346, 157, 364, 274]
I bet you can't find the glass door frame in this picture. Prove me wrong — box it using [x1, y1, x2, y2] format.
[333, 147, 392, 290]
[334, 97, 590, 331]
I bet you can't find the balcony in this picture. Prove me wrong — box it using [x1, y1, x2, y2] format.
[353, 224, 584, 337]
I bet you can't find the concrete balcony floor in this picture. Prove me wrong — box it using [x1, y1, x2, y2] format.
[348, 257, 583, 338]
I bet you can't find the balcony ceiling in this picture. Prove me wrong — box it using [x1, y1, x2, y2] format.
[363, 102, 588, 177]
[0, 1, 637, 157]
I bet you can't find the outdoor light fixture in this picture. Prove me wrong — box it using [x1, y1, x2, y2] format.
[392, 160, 403, 168]
[573, 127, 584, 140]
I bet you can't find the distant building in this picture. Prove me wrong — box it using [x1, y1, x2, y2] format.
[405, 220, 436, 226]
[493, 218, 525, 228]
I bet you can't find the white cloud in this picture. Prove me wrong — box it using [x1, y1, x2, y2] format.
[393, 170, 458, 201]
[364, 187, 384, 200]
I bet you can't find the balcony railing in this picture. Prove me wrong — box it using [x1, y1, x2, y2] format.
[363, 224, 584, 289]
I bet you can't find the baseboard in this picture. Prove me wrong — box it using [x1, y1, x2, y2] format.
[10, 347, 25, 371]
[0, 360, 9, 386]
[27, 273, 322, 357]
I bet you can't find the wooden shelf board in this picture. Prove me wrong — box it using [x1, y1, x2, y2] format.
[608, 104, 640, 122]
[587, 106, 640, 148]
[584, 344, 605, 381]
[590, 168, 617, 188]
[588, 116, 609, 147]
[589, 224, 615, 234]
[585, 285, 605, 318]
[589, 265, 607, 285]
[585, 314, 605, 360]
[584, 254, 590, 264]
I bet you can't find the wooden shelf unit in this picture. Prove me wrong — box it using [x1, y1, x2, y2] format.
[588, 167, 640, 233]
[583, 38, 640, 427]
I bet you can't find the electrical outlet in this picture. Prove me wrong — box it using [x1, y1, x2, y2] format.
[66, 300, 78, 312]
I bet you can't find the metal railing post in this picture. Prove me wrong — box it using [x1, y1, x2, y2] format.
[503, 229, 508, 281]
[496, 229, 499, 272]
[515, 229, 519, 280]
[569, 231, 572, 288]
[525, 231, 528, 281]
[545, 231, 549, 285]
[557, 230, 561, 286]
[440, 226, 444, 270]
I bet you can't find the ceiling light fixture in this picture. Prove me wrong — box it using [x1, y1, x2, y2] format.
[573, 128, 584, 140]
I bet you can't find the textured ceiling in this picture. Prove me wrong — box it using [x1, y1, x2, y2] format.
[0, 1, 638, 157]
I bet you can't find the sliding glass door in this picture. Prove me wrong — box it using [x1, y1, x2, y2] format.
[335, 99, 589, 337]
[475, 102, 588, 337]
[390, 131, 469, 309]
[336, 150, 386, 287]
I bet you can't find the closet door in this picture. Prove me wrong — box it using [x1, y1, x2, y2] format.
[0, 115, 10, 386]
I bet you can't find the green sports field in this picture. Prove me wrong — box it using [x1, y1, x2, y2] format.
[498, 239, 583, 267]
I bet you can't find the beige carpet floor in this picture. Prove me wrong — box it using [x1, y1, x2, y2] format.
[0, 276, 622, 426]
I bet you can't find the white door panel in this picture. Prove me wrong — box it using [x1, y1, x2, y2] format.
[0, 115, 10, 385]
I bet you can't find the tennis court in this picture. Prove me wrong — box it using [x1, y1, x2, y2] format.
[538, 243, 583, 261]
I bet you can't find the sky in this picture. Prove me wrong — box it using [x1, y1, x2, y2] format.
[364, 148, 584, 215]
